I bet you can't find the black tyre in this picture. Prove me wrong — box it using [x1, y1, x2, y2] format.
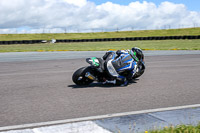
[72, 67, 94, 86]
[132, 63, 145, 79]
[132, 70, 145, 79]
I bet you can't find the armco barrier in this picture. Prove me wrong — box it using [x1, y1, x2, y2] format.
[0, 35, 200, 45]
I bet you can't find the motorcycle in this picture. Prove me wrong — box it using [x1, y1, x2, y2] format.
[72, 53, 145, 86]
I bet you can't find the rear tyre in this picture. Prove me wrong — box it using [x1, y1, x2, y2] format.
[72, 67, 94, 86]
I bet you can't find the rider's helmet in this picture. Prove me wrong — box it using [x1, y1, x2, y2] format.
[130, 47, 144, 61]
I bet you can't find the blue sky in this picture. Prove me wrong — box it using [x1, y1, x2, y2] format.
[91, 0, 200, 11]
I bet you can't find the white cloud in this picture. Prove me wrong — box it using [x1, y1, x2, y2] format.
[0, 0, 200, 33]
[64, 0, 87, 7]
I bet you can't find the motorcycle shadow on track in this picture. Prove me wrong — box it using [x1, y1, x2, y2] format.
[68, 79, 139, 89]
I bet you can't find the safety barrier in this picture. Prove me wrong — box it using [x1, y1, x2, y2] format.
[0, 35, 200, 45]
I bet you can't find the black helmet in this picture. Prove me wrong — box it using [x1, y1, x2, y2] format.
[131, 47, 144, 61]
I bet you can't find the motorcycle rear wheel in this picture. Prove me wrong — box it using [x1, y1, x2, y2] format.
[72, 67, 94, 86]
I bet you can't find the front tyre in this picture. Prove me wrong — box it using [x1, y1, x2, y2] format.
[72, 67, 94, 86]
[132, 69, 144, 79]
[132, 62, 145, 79]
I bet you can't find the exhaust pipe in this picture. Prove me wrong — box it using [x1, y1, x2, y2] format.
[85, 72, 96, 81]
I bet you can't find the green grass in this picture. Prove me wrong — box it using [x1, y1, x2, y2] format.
[147, 123, 200, 133]
[0, 28, 200, 41]
[0, 40, 200, 52]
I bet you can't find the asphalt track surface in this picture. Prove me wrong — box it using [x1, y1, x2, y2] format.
[0, 52, 200, 127]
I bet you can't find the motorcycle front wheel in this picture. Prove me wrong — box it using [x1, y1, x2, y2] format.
[132, 63, 145, 79]
[72, 67, 94, 86]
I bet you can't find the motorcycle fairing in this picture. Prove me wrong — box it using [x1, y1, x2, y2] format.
[107, 60, 119, 77]
[86, 57, 100, 67]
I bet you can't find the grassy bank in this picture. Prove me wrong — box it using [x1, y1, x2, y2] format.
[0, 40, 200, 52]
[0, 28, 200, 41]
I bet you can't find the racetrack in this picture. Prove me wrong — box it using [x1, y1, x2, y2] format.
[0, 52, 200, 127]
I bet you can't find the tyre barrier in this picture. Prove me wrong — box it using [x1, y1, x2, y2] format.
[155, 37, 160, 40]
[0, 35, 200, 45]
[0, 40, 44, 45]
[125, 37, 132, 41]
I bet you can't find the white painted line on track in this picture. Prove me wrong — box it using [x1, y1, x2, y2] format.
[1, 104, 200, 132]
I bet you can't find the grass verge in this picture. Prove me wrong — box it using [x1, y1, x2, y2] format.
[0, 40, 200, 52]
[147, 123, 200, 133]
[0, 28, 200, 41]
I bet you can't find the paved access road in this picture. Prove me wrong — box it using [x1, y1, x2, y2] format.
[0, 53, 200, 127]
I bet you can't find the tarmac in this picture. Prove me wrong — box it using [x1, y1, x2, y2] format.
[1, 105, 200, 133]
[1, 51, 200, 133]
[0, 50, 200, 62]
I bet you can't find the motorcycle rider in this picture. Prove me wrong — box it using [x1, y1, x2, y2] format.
[102, 47, 143, 86]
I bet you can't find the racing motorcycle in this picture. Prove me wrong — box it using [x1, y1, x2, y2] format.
[72, 53, 145, 86]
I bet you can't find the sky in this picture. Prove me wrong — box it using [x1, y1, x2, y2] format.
[92, 0, 200, 11]
[0, 0, 200, 34]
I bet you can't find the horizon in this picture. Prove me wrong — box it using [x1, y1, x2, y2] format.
[0, 27, 200, 35]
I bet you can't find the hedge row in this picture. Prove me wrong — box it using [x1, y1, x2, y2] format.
[0, 35, 200, 45]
